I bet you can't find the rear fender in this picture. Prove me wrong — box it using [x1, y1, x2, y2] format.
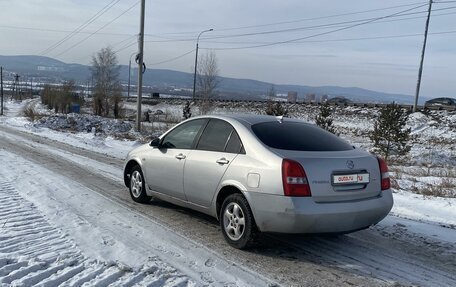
[213, 180, 261, 226]
[212, 180, 247, 218]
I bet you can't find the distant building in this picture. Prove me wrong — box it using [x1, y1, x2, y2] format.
[305, 93, 316, 103]
[287, 91, 298, 103]
[37, 66, 65, 72]
[321, 94, 329, 103]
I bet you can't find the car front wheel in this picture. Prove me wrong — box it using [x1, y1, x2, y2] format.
[220, 194, 257, 249]
[129, 166, 151, 203]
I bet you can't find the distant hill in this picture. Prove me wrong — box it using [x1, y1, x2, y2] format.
[0, 55, 426, 104]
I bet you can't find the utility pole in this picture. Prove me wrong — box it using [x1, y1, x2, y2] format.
[136, 0, 145, 132]
[128, 52, 136, 100]
[414, 0, 433, 112]
[14, 73, 19, 100]
[1, 67, 3, 116]
[91, 76, 94, 97]
[128, 58, 131, 99]
[192, 29, 213, 99]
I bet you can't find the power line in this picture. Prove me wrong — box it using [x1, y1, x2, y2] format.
[2, 6, 453, 43]
[148, 49, 195, 65]
[115, 41, 138, 54]
[200, 3, 430, 50]
[142, 5, 456, 43]
[144, 11, 456, 45]
[141, 1, 429, 36]
[4, 2, 451, 47]
[53, 1, 139, 58]
[0, 25, 132, 37]
[111, 35, 137, 48]
[196, 5, 456, 41]
[40, 0, 121, 55]
[213, 1, 430, 32]
[199, 30, 456, 45]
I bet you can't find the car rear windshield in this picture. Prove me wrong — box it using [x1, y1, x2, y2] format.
[251, 121, 353, 151]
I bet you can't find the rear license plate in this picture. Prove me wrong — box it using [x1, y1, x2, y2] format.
[332, 173, 370, 185]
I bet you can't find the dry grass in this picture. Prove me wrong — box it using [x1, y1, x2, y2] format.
[112, 132, 137, 141]
[22, 107, 46, 122]
[417, 183, 455, 198]
[149, 109, 181, 124]
[390, 165, 456, 198]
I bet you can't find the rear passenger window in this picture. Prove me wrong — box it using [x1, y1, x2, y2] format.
[252, 121, 353, 151]
[197, 119, 233, 152]
[225, 131, 242, 154]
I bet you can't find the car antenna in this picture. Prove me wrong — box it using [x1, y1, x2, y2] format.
[276, 115, 284, 123]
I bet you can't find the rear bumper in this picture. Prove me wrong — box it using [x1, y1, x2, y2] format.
[245, 190, 393, 233]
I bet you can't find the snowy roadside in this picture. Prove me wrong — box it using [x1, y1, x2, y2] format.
[0, 149, 273, 286]
[0, 99, 138, 159]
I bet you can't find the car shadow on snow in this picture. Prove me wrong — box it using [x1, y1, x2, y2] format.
[141, 197, 453, 286]
[143, 197, 377, 275]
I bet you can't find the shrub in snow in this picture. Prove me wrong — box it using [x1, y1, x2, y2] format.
[369, 102, 411, 162]
[315, 102, 337, 134]
[265, 101, 288, 117]
[183, 101, 192, 119]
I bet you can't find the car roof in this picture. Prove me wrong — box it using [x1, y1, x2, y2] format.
[195, 114, 303, 126]
[426, 97, 455, 102]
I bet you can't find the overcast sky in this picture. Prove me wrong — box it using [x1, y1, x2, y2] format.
[0, 0, 455, 98]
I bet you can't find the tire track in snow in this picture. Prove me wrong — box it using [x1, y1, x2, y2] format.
[266, 231, 456, 287]
[0, 181, 196, 286]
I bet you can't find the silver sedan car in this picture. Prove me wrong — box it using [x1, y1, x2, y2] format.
[123, 114, 393, 249]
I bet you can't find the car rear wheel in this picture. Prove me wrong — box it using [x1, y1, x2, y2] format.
[220, 194, 257, 249]
[129, 166, 151, 203]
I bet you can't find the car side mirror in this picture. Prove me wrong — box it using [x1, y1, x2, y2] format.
[149, 138, 161, 148]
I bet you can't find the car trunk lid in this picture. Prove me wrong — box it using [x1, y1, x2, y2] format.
[274, 148, 382, 202]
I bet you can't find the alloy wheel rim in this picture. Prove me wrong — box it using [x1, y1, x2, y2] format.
[223, 202, 245, 241]
[131, 170, 142, 197]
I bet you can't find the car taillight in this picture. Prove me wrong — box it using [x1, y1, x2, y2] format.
[282, 159, 311, 197]
[377, 157, 390, 190]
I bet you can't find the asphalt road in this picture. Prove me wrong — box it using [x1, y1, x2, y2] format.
[1, 124, 454, 287]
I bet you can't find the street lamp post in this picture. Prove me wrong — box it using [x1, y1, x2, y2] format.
[192, 29, 213, 99]
[127, 52, 137, 99]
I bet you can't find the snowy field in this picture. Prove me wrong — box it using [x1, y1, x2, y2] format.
[0, 98, 455, 286]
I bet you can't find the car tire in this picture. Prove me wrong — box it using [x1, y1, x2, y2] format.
[220, 194, 258, 249]
[129, 165, 151, 203]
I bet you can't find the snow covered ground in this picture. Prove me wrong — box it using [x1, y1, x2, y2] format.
[4, 98, 455, 226]
[1, 98, 455, 286]
[0, 148, 269, 286]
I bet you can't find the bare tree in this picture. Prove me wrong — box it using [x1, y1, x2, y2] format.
[267, 84, 276, 99]
[196, 51, 219, 114]
[91, 47, 123, 118]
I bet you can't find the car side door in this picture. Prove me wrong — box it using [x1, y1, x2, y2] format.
[183, 119, 243, 207]
[144, 119, 206, 201]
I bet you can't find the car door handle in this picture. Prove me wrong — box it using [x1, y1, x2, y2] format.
[175, 153, 186, 160]
[216, 158, 230, 165]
